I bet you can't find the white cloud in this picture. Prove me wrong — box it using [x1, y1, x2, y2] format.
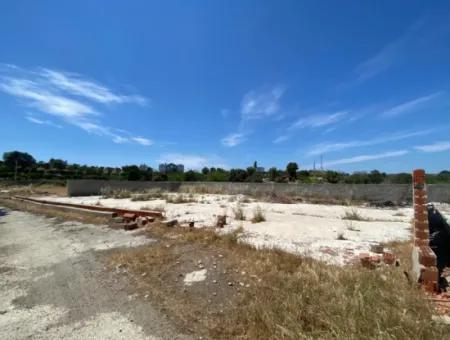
[113, 136, 129, 144]
[41, 68, 147, 105]
[25, 115, 62, 128]
[157, 153, 228, 170]
[324, 150, 409, 167]
[221, 132, 247, 147]
[414, 141, 450, 153]
[132, 137, 153, 146]
[307, 128, 437, 156]
[0, 78, 96, 118]
[0, 64, 152, 145]
[290, 111, 348, 130]
[273, 135, 290, 144]
[380, 92, 443, 118]
[241, 86, 284, 120]
[353, 20, 422, 84]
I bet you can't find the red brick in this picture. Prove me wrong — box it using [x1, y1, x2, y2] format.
[421, 266, 438, 285]
[413, 169, 425, 184]
[414, 238, 429, 247]
[414, 209, 428, 221]
[419, 246, 436, 266]
[414, 220, 428, 231]
[414, 189, 427, 198]
[415, 229, 429, 240]
[414, 187, 427, 194]
[414, 196, 428, 205]
[122, 213, 137, 221]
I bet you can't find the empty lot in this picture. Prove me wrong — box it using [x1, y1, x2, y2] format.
[0, 207, 190, 340]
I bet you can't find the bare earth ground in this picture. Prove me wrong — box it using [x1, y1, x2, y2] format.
[0, 207, 191, 340]
[40, 193, 414, 265]
[2, 191, 450, 338]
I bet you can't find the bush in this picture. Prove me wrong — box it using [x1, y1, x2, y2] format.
[251, 205, 266, 223]
[233, 203, 246, 220]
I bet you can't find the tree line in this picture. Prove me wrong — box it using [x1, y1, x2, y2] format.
[1, 150, 450, 184]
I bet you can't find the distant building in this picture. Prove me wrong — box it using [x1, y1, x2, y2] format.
[159, 163, 184, 173]
[256, 167, 265, 173]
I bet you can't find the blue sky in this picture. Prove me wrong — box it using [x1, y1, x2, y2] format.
[1, 1, 450, 173]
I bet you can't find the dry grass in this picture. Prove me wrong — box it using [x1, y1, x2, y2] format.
[251, 205, 266, 223]
[101, 188, 132, 199]
[107, 223, 450, 339]
[233, 203, 246, 221]
[164, 193, 196, 204]
[342, 207, 371, 221]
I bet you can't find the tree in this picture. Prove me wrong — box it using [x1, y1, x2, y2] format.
[326, 171, 342, 184]
[268, 167, 279, 182]
[121, 165, 141, 181]
[246, 166, 256, 177]
[229, 169, 248, 182]
[201, 167, 209, 175]
[184, 170, 202, 181]
[286, 162, 299, 181]
[368, 170, 385, 184]
[49, 158, 67, 170]
[3, 151, 36, 180]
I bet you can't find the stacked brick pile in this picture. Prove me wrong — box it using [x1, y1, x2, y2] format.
[411, 169, 439, 292]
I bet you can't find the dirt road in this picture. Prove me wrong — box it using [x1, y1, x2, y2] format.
[0, 207, 191, 340]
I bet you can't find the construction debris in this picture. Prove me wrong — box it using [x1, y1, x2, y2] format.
[164, 219, 178, 227]
[216, 215, 226, 228]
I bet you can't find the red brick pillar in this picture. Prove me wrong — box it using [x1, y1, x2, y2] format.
[411, 169, 438, 291]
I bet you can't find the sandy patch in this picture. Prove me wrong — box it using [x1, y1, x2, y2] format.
[184, 269, 207, 286]
[38, 194, 415, 265]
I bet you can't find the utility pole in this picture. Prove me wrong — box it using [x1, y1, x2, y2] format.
[313, 160, 316, 171]
[320, 155, 323, 171]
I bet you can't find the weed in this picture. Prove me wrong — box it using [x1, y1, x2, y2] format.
[336, 232, 347, 240]
[342, 207, 371, 221]
[101, 188, 132, 199]
[251, 205, 266, 223]
[165, 193, 196, 204]
[233, 203, 246, 221]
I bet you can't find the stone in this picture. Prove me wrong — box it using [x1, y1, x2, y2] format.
[164, 219, 178, 227]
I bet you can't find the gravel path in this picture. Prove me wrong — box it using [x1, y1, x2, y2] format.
[0, 207, 191, 340]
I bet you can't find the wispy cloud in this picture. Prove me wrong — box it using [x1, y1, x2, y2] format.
[307, 128, 437, 156]
[353, 19, 423, 84]
[0, 78, 96, 118]
[25, 115, 62, 128]
[157, 153, 228, 170]
[0, 64, 151, 145]
[380, 92, 443, 118]
[221, 132, 247, 147]
[290, 111, 348, 130]
[273, 135, 290, 144]
[324, 150, 409, 167]
[221, 86, 284, 147]
[414, 141, 450, 153]
[241, 86, 284, 121]
[41, 68, 147, 105]
[132, 137, 153, 146]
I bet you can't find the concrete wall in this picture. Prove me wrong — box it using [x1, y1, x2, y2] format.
[66, 179, 450, 204]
